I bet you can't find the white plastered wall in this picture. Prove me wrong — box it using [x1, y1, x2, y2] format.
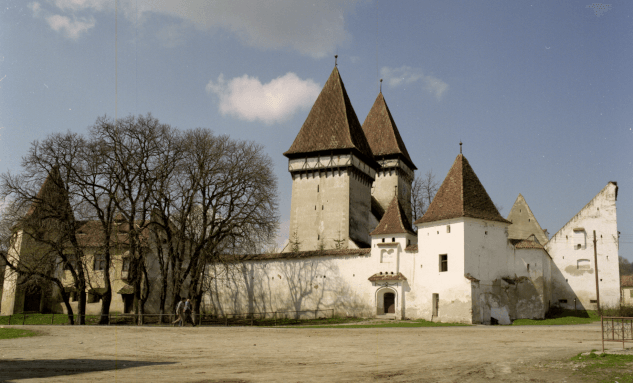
[545, 183, 620, 310]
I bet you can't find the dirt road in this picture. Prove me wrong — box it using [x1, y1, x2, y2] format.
[0, 322, 612, 382]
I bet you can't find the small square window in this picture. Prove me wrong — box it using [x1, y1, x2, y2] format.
[559, 299, 567, 304]
[590, 299, 597, 303]
[439, 254, 448, 272]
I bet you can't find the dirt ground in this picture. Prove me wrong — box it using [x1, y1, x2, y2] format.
[0, 322, 622, 382]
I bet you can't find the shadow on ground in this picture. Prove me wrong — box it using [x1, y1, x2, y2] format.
[0, 359, 174, 381]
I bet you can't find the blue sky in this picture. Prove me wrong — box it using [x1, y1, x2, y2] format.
[1, 1, 632, 260]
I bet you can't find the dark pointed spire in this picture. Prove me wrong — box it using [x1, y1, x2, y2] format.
[414, 154, 509, 225]
[284, 67, 376, 167]
[361, 92, 416, 170]
[370, 195, 415, 236]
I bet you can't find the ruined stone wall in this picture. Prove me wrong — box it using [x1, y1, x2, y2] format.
[546, 183, 620, 310]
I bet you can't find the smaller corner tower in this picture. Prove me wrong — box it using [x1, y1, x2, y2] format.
[283, 66, 378, 251]
[362, 90, 416, 225]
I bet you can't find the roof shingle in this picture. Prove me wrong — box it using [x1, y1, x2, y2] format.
[362, 92, 416, 169]
[414, 154, 510, 225]
[370, 195, 415, 236]
[284, 67, 376, 167]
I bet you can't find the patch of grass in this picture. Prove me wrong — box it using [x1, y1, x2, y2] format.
[0, 328, 40, 340]
[512, 310, 601, 326]
[0, 313, 71, 325]
[300, 319, 469, 328]
[571, 352, 633, 383]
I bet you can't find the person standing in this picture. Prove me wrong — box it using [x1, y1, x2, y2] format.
[172, 297, 186, 327]
[185, 298, 196, 327]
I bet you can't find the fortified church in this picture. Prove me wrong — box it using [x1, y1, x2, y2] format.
[207, 65, 621, 324]
[1, 65, 622, 325]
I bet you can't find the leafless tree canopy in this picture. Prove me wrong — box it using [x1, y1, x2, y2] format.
[411, 170, 439, 223]
[0, 114, 279, 323]
[620, 256, 633, 276]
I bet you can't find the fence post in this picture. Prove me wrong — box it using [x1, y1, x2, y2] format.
[623, 319, 626, 349]
[22, 314, 26, 325]
[225, 315, 228, 326]
[274, 312, 277, 327]
[8, 315, 11, 325]
[51, 313, 54, 325]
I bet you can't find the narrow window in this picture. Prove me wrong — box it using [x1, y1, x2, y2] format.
[322, 205, 324, 210]
[446, 225, 450, 233]
[573, 229, 586, 250]
[559, 299, 567, 304]
[317, 185, 319, 192]
[590, 300, 597, 303]
[317, 234, 320, 240]
[407, 239, 411, 246]
[527, 264, 530, 272]
[432, 293, 439, 316]
[439, 254, 448, 272]
[382, 238, 385, 243]
[392, 237, 395, 242]
[93, 253, 105, 271]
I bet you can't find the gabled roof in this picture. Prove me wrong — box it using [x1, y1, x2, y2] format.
[370, 195, 416, 236]
[414, 154, 510, 225]
[284, 67, 376, 167]
[361, 92, 416, 170]
[26, 166, 72, 219]
[507, 194, 549, 244]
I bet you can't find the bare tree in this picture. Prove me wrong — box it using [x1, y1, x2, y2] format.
[620, 256, 633, 276]
[411, 170, 439, 222]
[0, 166, 87, 324]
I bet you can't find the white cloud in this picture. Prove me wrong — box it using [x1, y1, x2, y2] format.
[206, 72, 320, 125]
[31, 0, 359, 57]
[45, 14, 95, 40]
[380, 66, 449, 100]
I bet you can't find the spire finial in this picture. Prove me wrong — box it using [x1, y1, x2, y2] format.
[335, 55, 338, 67]
[459, 141, 463, 154]
[380, 78, 383, 93]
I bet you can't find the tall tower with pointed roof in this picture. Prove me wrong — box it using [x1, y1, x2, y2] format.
[362, 92, 416, 224]
[284, 67, 377, 250]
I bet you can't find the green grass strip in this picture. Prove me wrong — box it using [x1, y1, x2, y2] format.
[512, 310, 601, 326]
[571, 352, 633, 383]
[0, 328, 40, 340]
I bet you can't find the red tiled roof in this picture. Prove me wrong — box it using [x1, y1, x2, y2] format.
[414, 154, 510, 225]
[361, 92, 416, 170]
[405, 244, 418, 252]
[26, 166, 72, 219]
[283, 67, 376, 167]
[368, 272, 407, 282]
[75, 220, 150, 248]
[370, 195, 415, 236]
[621, 275, 633, 287]
[221, 248, 371, 262]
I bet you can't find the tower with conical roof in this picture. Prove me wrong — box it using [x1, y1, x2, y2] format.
[284, 67, 377, 251]
[362, 92, 416, 224]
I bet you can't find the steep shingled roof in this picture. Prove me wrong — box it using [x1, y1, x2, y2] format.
[283, 67, 376, 167]
[26, 166, 72, 219]
[414, 154, 510, 225]
[507, 194, 549, 244]
[370, 195, 416, 236]
[361, 92, 416, 170]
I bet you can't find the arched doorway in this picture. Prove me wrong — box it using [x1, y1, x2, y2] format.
[384, 292, 395, 314]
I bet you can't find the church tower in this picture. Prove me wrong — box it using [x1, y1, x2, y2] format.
[284, 67, 377, 251]
[362, 91, 416, 224]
